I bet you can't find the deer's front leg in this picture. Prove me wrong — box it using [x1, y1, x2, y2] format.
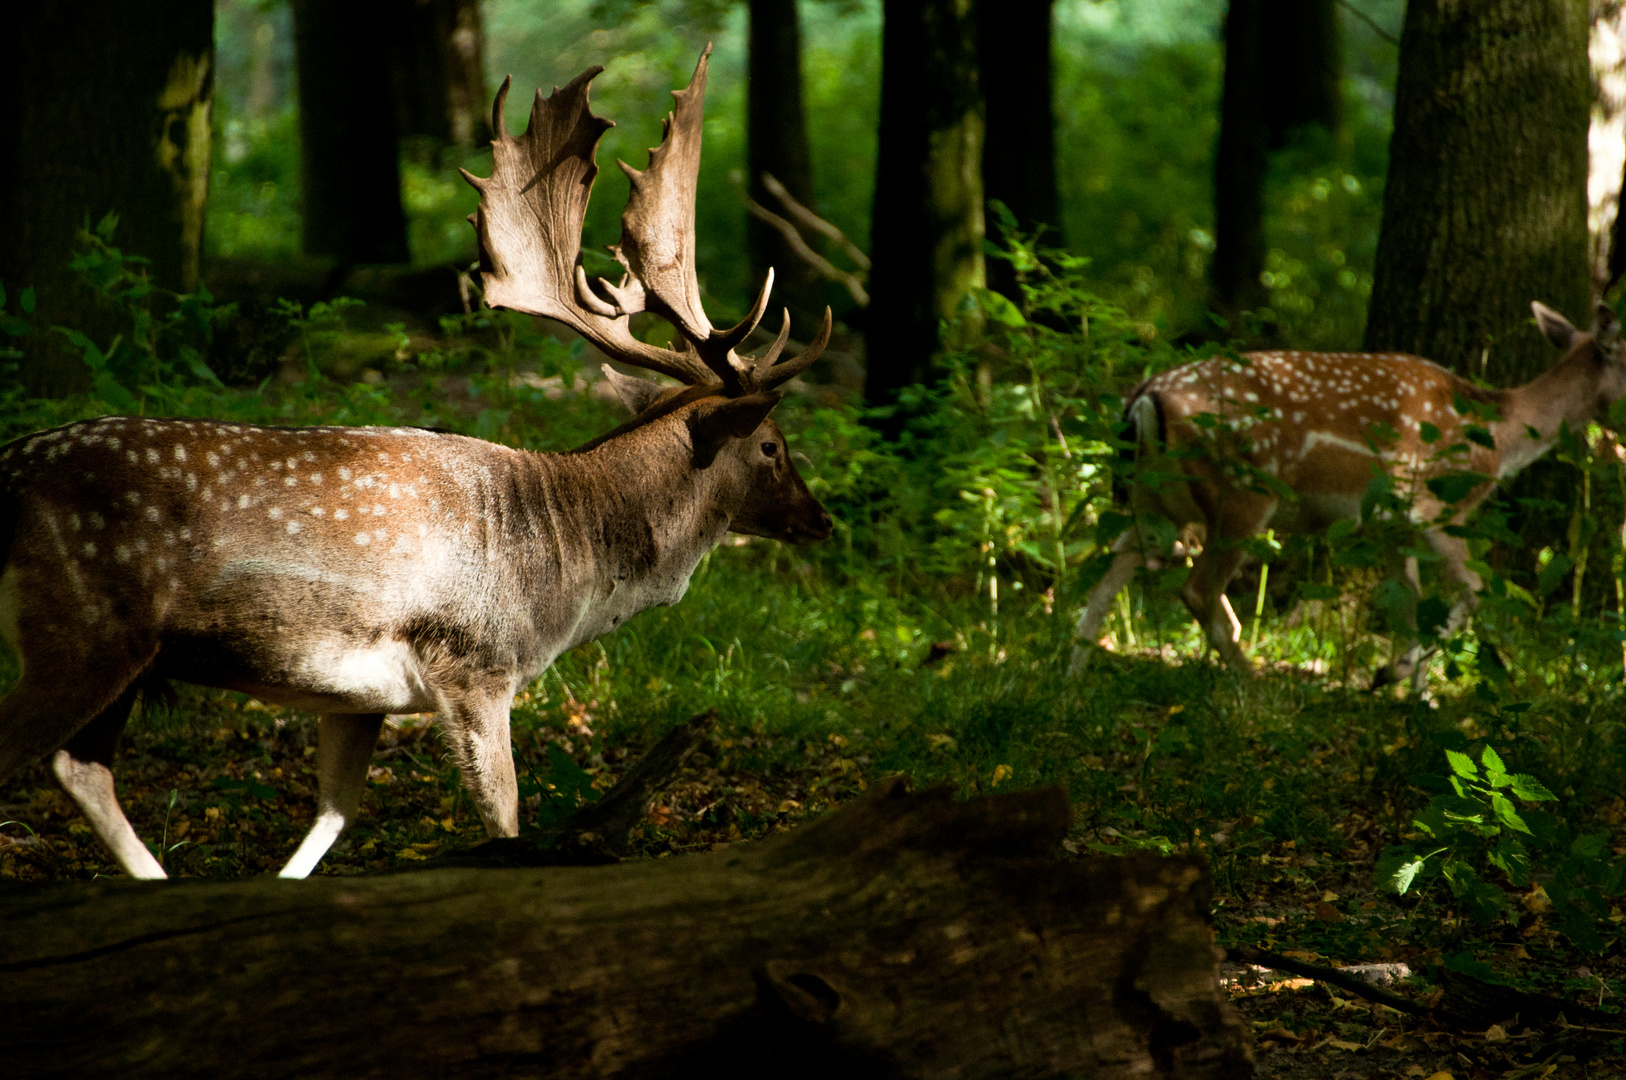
[439, 685, 521, 837]
[280, 713, 386, 879]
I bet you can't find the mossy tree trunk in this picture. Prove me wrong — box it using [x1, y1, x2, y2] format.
[0, 0, 214, 394]
[1, 781, 1253, 1079]
[978, 0, 1058, 302]
[747, 0, 826, 339]
[289, 0, 410, 266]
[864, 0, 985, 426]
[1364, 0, 1591, 383]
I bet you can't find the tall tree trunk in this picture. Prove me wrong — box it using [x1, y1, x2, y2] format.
[393, 0, 489, 151]
[1364, 0, 1590, 385]
[1, 0, 214, 395]
[865, 0, 985, 425]
[1210, 0, 1270, 324]
[978, 0, 1058, 302]
[747, 0, 825, 339]
[1259, 0, 1341, 148]
[290, 0, 410, 265]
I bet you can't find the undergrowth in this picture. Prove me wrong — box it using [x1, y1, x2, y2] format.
[1, 225, 1624, 1016]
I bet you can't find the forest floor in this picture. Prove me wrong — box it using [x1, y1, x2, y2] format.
[3, 650, 1623, 1079]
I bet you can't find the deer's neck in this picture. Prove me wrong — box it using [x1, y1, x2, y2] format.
[526, 437, 735, 651]
[1492, 354, 1600, 479]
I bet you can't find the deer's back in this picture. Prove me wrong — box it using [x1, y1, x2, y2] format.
[0, 417, 563, 711]
[1132, 351, 1503, 529]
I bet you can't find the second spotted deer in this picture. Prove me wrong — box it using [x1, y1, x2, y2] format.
[0, 49, 831, 879]
[1074, 302, 1626, 682]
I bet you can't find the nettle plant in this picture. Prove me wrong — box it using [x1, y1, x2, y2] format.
[910, 215, 1181, 616]
[1378, 744, 1626, 951]
[53, 212, 234, 413]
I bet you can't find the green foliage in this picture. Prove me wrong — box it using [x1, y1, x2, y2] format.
[1377, 744, 1624, 951]
[52, 213, 233, 414]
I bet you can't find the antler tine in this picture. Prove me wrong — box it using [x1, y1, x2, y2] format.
[745, 307, 794, 375]
[463, 65, 721, 387]
[751, 306, 833, 391]
[712, 268, 775, 355]
[490, 74, 512, 143]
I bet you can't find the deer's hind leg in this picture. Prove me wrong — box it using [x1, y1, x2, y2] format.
[0, 635, 164, 879]
[1070, 532, 1145, 673]
[51, 683, 166, 879]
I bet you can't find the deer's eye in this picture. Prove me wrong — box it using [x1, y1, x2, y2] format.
[761, 441, 778, 457]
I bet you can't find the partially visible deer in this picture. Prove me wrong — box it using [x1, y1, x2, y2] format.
[1074, 302, 1626, 682]
[0, 48, 832, 879]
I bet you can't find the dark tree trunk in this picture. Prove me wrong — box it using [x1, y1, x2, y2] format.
[1364, 0, 1590, 384]
[1210, 0, 1270, 324]
[393, 0, 489, 150]
[290, 0, 410, 265]
[748, 0, 825, 338]
[0, 0, 214, 394]
[1, 781, 1253, 1080]
[865, 0, 985, 424]
[1259, 0, 1341, 148]
[978, 0, 1058, 301]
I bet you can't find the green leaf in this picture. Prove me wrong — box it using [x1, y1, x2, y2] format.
[1490, 793, 1529, 834]
[1382, 856, 1426, 895]
[1465, 425, 1496, 449]
[1445, 748, 1478, 780]
[1508, 773, 1557, 801]
[1480, 745, 1506, 776]
[92, 371, 137, 412]
[972, 287, 1027, 328]
[1571, 832, 1609, 861]
[1426, 470, 1490, 505]
[1537, 552, 1574, 597]
[19, 286, 35, 314]
[1419, 420, 1441, 444]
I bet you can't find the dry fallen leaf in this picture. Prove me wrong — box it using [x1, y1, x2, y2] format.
[1484, 1024, 1508, 1042]
[1257, 1025, 1300, 1043]
[1313, 900, 1344, 922]
[1328, 1038, 1363, 1051]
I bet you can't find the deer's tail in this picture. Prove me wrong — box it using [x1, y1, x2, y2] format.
[1114, 382, 1166, 501]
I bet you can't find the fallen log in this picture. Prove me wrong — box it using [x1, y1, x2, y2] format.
[0, 778, 1252, 1079]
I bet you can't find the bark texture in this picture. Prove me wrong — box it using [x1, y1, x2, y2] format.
[290, 0, 410, 264]
[0, 780, 1252, 1080]
[393, 0, 489, 149]
[1, 0, 214, 393]
[979, 0, 1058, 300]
[1259, 0, 1341, 148]
[1364, 0, 1591, 384]
[865, 0, 986, 420]
[1211, 0, 1270, 322]
[748, 0, 826, 338]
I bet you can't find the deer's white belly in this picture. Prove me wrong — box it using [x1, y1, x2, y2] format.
[222, 636, 437, 715]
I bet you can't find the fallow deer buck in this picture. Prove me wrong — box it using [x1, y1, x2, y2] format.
[1074, 301, 1626, 682]
[0, 48, 832, 879]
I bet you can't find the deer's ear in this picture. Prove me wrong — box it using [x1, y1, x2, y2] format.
[1533, 301, 1578, 350]
[601, 365, 668, 415]
[687, 392, 782, 467]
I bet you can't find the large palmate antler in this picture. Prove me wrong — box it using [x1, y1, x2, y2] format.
[463, 47, 830, 394]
